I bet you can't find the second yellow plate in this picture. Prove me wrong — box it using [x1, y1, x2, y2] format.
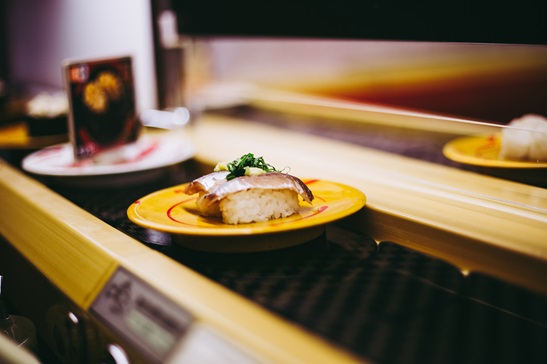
[443, 134, 547, 168]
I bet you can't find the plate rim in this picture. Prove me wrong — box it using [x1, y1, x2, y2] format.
[127, 179, 367, 237]
[21, 134, 195, 177]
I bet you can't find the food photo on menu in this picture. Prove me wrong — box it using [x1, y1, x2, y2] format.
[64, 56, 141, 161]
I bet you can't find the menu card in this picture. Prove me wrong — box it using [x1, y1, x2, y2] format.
[64, 56, 141, 160]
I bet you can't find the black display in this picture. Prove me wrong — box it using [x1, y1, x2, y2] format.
[172, 0, 547, 45]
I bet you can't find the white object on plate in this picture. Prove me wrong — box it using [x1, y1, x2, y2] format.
[499, 114, 547, 162]
[22, 133, 194, 187]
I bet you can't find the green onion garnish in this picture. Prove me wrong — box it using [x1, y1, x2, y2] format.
[224, 153, 282, 180]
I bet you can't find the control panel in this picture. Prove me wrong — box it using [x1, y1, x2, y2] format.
[91, 267, 261, 363]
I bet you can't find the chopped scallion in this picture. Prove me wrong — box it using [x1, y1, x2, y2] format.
[224, 153, 284, 180]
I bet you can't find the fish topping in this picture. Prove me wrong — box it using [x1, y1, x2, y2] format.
[184, 171, 229, 195]
[184, 172, 314, 206]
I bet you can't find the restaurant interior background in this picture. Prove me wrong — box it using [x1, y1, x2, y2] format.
[1, 0, 547, 363]
[4, 0, 547, 121]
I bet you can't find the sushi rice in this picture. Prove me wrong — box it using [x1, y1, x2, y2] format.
[197, 189, 301, 224]
[500, 114, 547, 162]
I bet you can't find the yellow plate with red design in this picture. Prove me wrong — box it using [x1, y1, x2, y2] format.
[443, 134, 547, 168]
[127, 179, 366, 252]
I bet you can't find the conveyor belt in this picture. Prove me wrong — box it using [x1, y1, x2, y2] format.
[47, 164, 547, 364]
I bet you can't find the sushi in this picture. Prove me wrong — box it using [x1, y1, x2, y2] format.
[499, 114, 547, 162]
[184, 154, 314, 224]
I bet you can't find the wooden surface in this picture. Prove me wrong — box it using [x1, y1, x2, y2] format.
[0, 129, 364, 363]
[0, 110, 546, 362]
[189, 114, 547, 294]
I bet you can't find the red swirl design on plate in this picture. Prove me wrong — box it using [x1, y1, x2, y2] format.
[475, 134, 499, 158]
[70, 140, 160, 167]
[304, 179, 320, 185]
[165, 196, 328, 227]
[167, 197, 197, 225]
[133, 140, 159, 162]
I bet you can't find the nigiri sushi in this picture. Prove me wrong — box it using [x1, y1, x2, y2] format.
[499, 114, 547, 162]
[184, 154, 314, 224]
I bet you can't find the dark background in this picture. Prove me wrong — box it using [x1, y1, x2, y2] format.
[172, 1, 547, 45]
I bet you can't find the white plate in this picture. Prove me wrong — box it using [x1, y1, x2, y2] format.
[22, 132, 194, 187]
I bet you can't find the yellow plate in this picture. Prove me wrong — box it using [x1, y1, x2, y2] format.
[127, 179, 366, 252]
[0, 122, 67, 149]
[443, 134, 547, 169]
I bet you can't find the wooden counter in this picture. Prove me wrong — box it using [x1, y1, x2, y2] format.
[0, 112, 546, 363]
[190, 114, 547, 293]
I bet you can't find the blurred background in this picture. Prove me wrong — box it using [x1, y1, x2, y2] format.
[2, 0, 547, 125]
